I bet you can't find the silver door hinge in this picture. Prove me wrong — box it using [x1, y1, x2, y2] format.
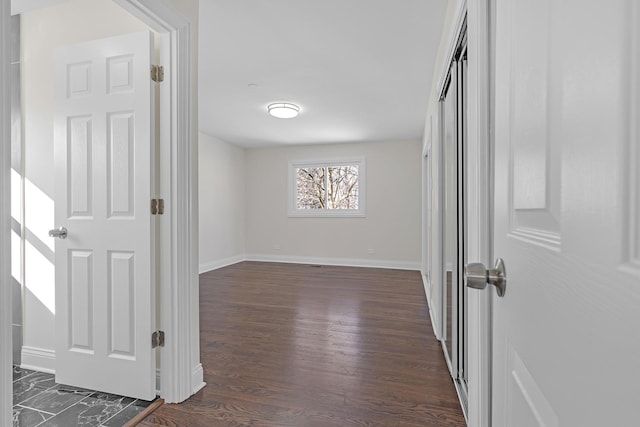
[151, 198, 165, 215]
[151, 65, 164, 82]
[152, 330, 165, 348]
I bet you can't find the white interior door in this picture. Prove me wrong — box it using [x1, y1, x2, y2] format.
[53, 31, 156, 400]
[491, 1, 640, 425]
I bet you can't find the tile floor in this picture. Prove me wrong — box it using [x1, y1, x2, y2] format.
[13, 366, 156, 426]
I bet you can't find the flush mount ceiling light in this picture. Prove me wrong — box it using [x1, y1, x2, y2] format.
[267, 102, 300, 119]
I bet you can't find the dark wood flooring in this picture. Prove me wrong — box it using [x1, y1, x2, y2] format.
[139, 262, 466, 427]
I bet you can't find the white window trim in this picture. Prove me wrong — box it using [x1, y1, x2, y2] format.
[288, 157, 366, 218]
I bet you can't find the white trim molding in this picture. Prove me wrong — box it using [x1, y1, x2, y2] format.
[1, 0, 12, 423]
[437, 0, 468, 99]
[422, 116, 433, 157]
[246, 254, 420, 271]
[421, 272, 442, 340]
[199, 255, 245, 274]
[191, 363, 205, 394]
[201, 255, 423, 274]
[20, 346, 56, 374]
[466, 0, 493, 426]
[114, 0, 202, 404]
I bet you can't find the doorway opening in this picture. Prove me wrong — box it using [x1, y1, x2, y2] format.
[6, 0, 202, 407]
[11, 2, 161, 399]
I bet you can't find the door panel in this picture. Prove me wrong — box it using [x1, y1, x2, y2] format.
[506, 348, 558, 427]
[492, 1, 640, 425]
[54, 31, 155, 400]
[69, 250, 93, 352]
[506, 0, 561, 247]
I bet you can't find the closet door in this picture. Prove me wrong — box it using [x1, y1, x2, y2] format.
[440, 40, 469, 410]
[441, 67, 457, 371]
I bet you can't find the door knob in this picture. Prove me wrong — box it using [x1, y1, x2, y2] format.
[48, 226, 68, 239]
[465, 258, 507, 297]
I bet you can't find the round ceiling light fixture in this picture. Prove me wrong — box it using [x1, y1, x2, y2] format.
[267, 102, 300, 119]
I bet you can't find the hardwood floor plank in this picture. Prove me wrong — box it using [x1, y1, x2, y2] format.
[140, 262, 466, 426]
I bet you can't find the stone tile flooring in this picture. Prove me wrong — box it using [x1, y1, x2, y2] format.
[13, 366, 156, 426]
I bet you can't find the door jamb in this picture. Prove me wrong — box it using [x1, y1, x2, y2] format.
[466, 0, 492, 426]
[432, 0, 493, 426]
[1, 0, 12, 423]
[113, 0, 204, 403]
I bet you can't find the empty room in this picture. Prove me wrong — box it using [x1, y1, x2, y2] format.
[2, 0, 639, 427]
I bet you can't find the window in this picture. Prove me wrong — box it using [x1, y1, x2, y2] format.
[288, 158, 366, 217]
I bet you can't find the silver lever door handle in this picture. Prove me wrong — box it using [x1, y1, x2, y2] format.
[465, 258, 507, 297]
[48, 227, 68, 239]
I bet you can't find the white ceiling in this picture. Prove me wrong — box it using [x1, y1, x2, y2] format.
[10, 0, 67, 15]
[198, 0, 447, 147]
[11, 0, 448, 148]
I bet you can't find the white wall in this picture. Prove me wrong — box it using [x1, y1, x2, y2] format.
[10, 15, 22, 365]
[1, 0, 13, 423]
[245, 140, 422, 269]
[198, 132, 246, 272]
[20, 0, 150, 371]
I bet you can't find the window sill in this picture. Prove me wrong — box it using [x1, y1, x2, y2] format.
[287, 209, 366, 218]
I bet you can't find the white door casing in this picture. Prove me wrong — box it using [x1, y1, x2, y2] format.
[113, 0, 205, 403]
[492, 0, 640, 426]
[465, 0, 492, 426]
[53, 31, 155, 400]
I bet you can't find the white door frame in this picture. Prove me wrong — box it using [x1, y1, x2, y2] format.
[1, 0, 13, 423]
[466, 0, 492, 426]
[0, 1, 201, 422]
[433, 1, 492, 426]
[114, 0, 204, 404]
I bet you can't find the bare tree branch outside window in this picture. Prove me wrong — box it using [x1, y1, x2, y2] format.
[327, 166, 358, 209]
[296, 165, 359, 210]
[296, 167, 325, 209]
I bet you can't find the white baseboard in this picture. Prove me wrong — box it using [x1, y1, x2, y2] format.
[20, 350, 203, 397]
[245, 254, 420, 271]
[21, 346, 55, 374]
[199, 254, 421, 272]
[421, 270, 431, 297]
[191, 363, 206, 394]
[199, 255, 245, 274]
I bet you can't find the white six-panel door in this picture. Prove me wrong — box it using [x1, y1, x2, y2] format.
[53, 31, 155, 400]
[492, 0, 640, 425]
